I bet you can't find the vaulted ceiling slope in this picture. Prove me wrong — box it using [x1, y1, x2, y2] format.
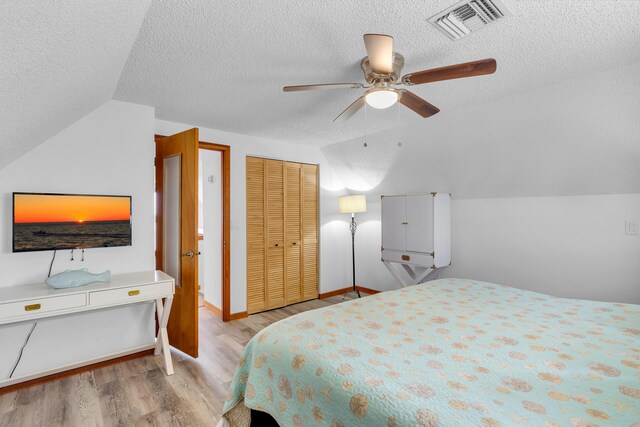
[322, 61, 640, 198]
[115, 0, 640, 146]
[0, 0, 151, 169]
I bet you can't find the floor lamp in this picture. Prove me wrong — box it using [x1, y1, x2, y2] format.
[338, 195, 367, 298]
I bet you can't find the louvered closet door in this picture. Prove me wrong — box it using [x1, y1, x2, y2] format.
[301, 164, 319, 301]
[246, 157, 266, 314]
[265, 159, 286, 310]
[284, 162, 302, 305]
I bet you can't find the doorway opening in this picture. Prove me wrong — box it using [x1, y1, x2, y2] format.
[197, 142, 230, 322]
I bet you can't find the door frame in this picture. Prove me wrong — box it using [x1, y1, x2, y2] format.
[199, 141, 231, 322]
[155, 135, 232, 322]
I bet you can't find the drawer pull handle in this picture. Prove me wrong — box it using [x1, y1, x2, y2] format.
[25, 303, 41, 312]
[401, 255, 411, 261]
[128, 290, 140, 297]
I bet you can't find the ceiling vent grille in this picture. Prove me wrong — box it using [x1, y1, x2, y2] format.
[429, 0, 510, 40]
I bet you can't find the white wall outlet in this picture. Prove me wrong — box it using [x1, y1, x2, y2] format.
[626, 220, 639, 235]
[207, 175, 214, 183]
[231, 220, 241, 230]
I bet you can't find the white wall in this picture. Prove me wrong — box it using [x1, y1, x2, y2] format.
[446, 194, 640, 304]
[155, 120, 350, 314]
[0, 100, 156, 380]
[0, 100, 155, 284]
[321, 62, 640, 304]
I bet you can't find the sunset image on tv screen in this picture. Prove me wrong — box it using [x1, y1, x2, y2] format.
[13, 193, 132, 252]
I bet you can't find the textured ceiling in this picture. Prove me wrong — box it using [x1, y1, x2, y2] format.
[0, 0, 151, 168]
[115, 0, 640, 146]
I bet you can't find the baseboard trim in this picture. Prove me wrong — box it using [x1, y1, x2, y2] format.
[0, 347, 154, 395]
[356, 285, 380, 295]
[319, 286, 380, 299]
[318, 287, 352, 299]
[203, 300, 222, 316]
[229, 311, 248, 320]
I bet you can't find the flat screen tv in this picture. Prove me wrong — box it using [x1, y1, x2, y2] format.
[13, 192, 132, 252]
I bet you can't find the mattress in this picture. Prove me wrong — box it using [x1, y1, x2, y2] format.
[221, 279, 640, 426]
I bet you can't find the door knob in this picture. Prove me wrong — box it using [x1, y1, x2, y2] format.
[182, 250, 194, 257]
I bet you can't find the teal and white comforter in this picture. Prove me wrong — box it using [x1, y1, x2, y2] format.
[223, 279, 640, 426]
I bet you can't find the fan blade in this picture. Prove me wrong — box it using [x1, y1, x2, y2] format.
[402, 58, 496, 85]
[283, 83, 363, 92]
[363, 34, 394, 74]
[334, 96, 365, 122]
[398, 90, 440, 118]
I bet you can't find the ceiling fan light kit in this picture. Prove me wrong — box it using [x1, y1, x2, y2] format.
[365, 88, 398, 109]
[283, 33, 497, 122]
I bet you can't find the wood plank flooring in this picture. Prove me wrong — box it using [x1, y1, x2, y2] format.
[0, 292, 364, 427]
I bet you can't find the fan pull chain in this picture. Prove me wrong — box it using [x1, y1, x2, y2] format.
[396, 102, 402, 148]
[363, 103, 368, 148]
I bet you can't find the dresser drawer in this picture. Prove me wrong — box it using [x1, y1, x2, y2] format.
[89, 282, 173, 307]
[0, 293, 86, 321]
[382, 249, 434, 267]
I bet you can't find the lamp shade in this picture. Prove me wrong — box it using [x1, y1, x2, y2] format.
[338, 195, 367, 214]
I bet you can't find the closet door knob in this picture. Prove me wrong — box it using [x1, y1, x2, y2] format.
[275, 243, 279, 247]
[293, 242, 297, 246]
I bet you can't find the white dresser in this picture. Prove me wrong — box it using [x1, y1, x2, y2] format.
[0, 270, 175, 388]
[381, 193, 451, 286]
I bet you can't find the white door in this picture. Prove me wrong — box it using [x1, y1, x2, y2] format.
[406, 194, 433, 253]
[382, 196, 406, 251]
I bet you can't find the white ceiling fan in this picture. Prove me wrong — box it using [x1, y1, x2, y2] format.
[283, 34, 497, 122]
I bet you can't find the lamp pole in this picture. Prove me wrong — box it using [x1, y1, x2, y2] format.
[349, 213, 361, 298]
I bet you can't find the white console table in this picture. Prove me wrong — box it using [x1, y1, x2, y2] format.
[0, 270, 175, 388]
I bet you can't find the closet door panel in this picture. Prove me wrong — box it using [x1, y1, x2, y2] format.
[265, 160, 285, 309]
[246, 157, 266, 314]
[285, 244, 302, 304]
[406, 194, 433, 253]
[266, 247, 285, 309]
[301, 164, 318, 300]
[382, 196, 406, 251]
[285, 162, 302, 305]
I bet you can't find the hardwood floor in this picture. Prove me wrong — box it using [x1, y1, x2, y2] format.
[0, 292, 364, 427]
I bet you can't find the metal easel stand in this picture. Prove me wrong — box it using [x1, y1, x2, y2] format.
[382, 261, 442, 288]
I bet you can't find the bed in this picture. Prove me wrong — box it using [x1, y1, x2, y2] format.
[218, 279, 640, 426]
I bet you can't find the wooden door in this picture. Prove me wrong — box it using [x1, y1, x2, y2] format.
[155, 129, 199, 357]
[284, 162, 302, 305]
[265, 160, 285, 310]
[301, 164, 318, 301]
[246, 157, 266, 314]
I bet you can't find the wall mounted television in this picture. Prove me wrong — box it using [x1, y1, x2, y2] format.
[13, 192, 132, 252]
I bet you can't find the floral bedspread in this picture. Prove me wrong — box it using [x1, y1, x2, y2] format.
[223, 279, 640, 426]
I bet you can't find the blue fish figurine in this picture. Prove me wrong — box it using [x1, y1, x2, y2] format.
[46, 268, 111, 289]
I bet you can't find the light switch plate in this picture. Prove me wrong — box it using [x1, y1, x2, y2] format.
[626, 220, 639, 235]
